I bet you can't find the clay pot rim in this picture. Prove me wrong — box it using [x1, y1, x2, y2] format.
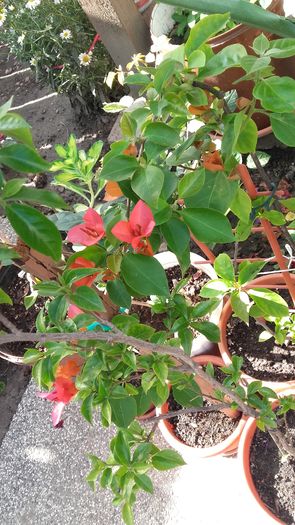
[218, 273, 295, 391]
[237, 388, 295, 525]
[157, 355, 247, 458]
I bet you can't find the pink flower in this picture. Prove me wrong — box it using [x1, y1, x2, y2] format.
[67, 209, 105, 246]
[38, 376, 78, 427]
[69, 257, 98, 287]
[111, 200, 155, 251]
[68, 304, 83, 318]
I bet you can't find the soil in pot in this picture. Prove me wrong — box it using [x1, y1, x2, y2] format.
[0, 267, 45, 443]
[227, 315, 295, 383]
[167, 367, 240, 448]
[130, 265, 210, 331]
[250, 410, 295, 524]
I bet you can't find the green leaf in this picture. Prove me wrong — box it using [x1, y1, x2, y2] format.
[182, 208, 235, 243]
[282, 198, 295, 212]
[100, 155, 139, 181]
[238, 261, 266, 285]
[106, 279, 131, 309]
[192, 321, 220, 342]
[235, 116, 257, 154]
[0, 245, 19, 264]
[70, 286, 105, 312]
[122, 503, 134, 525]
[161, 217, 190, 259]
[34, 281, 62, 296]
[6, 203, 62, 261]
[121, 254, 169, 297]
[23, 348, 41, 365]
[230, 188, 252, 223]
[235, 220, 252, 242]
[178, 168, 205, 198]
[266, 38, 295, 58]
[0, 113, 33, 146]
[11, 187, 68, 209]
[154, 59, 180, 92]
[48, 296, 68, 325]
[248, 288, 289, 318]
[2, 178, 25, 199]
[131, 166, 164, 207]
[152, 449, 185, 470]
[270, 113, 295, 147]
[185, 13, 229, 57]
[120, 113, 137, 138]
[188, 49, 206, 68]
[153, 362, 168, 386]
[253, 33, 270, 55]
[231, 291, 250, 324]
[81, 394, 94, 424]
[199, 279, 230, 298]
[0, 144, 49, 173]
[254, 76, 295, 113]
[144, 123, 179, 148]
[110, 396, 137, 428]
[134, 473, 153, 494]
[262, 210, 285, 226]
[199, 44, 246, 78]
[185, 171, 238, 213]
[114, 431, 131, 465]
[0, 288, 12, 305]
[0, 98, 12, 119]
[214, 254, 235, 283]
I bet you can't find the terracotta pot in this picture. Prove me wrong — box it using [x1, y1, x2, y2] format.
[154, 251, 223, 356]
[157, 355, 247, 460]
[137, 405, 156, 420]
[219, 273, 295, 392]
[238, 387, 295, 525]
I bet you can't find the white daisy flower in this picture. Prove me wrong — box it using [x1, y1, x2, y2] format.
[54, 0, 61, 4]
[8, 5, 15, 10]
[25, 0, 40, 10]
[30, 57, 37, 66]
[60, 29, 72, 40]
[17, 33, 25, 44]
[0, 10, 7, 25]
[78, 51, 92, 67]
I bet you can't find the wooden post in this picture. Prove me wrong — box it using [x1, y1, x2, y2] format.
[78, 0, 151, 68]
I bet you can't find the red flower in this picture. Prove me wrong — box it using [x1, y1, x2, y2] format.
[111, 200, 155, 252]
[67, 209, 105, 246]
[69, 257, 98, 287]
[68, 304, 83, 318]
[38, 376, 78, 427]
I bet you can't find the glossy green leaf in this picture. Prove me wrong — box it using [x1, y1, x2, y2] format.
[231, 291, 250, 324]
[113, 431, 131, 465]
[134, 473, 153, 494]
[131, 166, 164, 207]
[178, 168, 205, 199]
[144, 123, 179, 148]
[11, 187, 68, 209]
[192, 321, 220, 342]
[0, 288, 12, 305]
[106, 279, 131, 309]
[1, 178, 25, 199]
[121, 254, 169, 297]
[70, 286, 105, 312]
[248, 288, 289, 318]
[185, 13, 229, 57]
[6, 203, 62, 261]
[230, 188, 252, 223]
[270, 113, 295, 147]
[0, 112, 33, 146]
[254, 76, 295, 113]
[48, 295, 68, 325]
[214, 254, 235, 283]
[110, 396, 137, 428]
[182, 208, 235, 243]
[238, 261, 266, 285]
[100, 155, 139, 181]
[185, 171, 238, 213]
[266, 38, 295, 58]
[151, 449, 185, 470]
[0, 144, 49, 173]
[199, 44, 246, 78]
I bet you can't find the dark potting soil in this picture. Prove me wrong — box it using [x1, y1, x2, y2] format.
[0, 267, 45, 443]
[227, 316, 295, 383]
[250, 410, 295, 525]
[130, 265, 210, 331]
[167, 366, 240, 448]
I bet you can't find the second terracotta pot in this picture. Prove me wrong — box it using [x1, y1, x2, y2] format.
[157, 355, 247, 461]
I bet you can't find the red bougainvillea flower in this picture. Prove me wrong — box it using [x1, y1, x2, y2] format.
[68, 304, 83, 319]
[202, 150, 224, 172]
[67, 209, 105, 246]
[111, 200, 155, 252]
[69, 257, 99, 287]
[38, 376, 78, 427]
[56, 355, 84, 380]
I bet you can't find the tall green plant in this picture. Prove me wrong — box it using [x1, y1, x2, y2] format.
[157, 0, 295, 38]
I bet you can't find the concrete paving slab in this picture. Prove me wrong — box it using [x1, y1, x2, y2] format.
[0, 381, 272, 525]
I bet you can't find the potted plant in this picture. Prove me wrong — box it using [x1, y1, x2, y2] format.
[157, 354, 247, 460]
[2, 11, 295, 524]
[238, 388, 295, 524]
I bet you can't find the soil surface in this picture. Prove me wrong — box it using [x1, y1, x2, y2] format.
[167, 366, 240, 448]
[227, 316, 295, 383]
[0, 266, 45, 443]
[250, 410, 295, 524]
[130, 265, 210, 331]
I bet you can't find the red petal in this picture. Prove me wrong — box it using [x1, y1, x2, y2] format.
[111, 221, 134, 243]
[84, 209, 105, 236]
[52, 402, 65, 427]
[67, 224, 98, 246]
[70, 257, 95, 270]
[68, 304, 83, 318]
[129, 200, 155, 237]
